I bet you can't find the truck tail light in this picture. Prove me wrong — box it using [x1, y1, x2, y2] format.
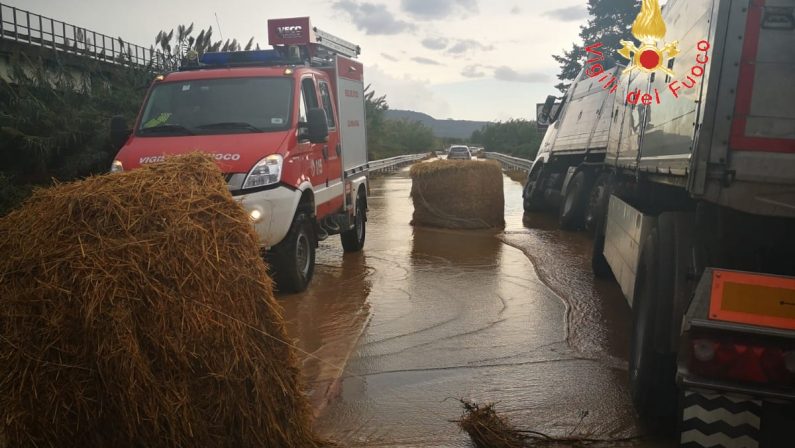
[689, 335, 795, 388]
[785, 351, 795, 373]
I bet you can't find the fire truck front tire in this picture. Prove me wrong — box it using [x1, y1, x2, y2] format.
[341, 191, 366, 252]
[270, 212, 316, 294]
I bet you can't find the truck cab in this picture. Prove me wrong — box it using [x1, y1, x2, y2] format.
[111, 18, 369, 293]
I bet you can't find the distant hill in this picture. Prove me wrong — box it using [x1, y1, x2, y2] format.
[384, 110, 489, 140]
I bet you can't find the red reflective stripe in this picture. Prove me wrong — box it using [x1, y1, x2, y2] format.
[730, 0, 795, 153]
[730, 136, 795, 153]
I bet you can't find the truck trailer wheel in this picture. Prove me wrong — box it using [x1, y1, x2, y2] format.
[270, 212, 316, 294]
[523, 167, 547, 212]
[630, 224, 677, 429]
[341, 191, 366, 252]
[585, 173, 612, 234]
[559, 171, 592, 230]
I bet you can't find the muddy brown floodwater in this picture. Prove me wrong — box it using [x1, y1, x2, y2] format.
[280, 166, 672, 447]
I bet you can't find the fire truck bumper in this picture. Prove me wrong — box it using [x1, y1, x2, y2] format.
[235, 186, 301, 248]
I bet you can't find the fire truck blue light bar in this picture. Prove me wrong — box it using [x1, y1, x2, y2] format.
[200, 50, 284, 66]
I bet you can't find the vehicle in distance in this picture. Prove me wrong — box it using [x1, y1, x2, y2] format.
[447, 146, 472, 160]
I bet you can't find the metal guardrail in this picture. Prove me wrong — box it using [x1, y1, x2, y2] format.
[0, 3, 171, 70]
[484, 152, 534, 172]
[368, 153, 429, 173]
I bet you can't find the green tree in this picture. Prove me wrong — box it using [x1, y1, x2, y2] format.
[380, 119, 436, 158]
[552, 0, 639, 93]
[364, 85, 388, 158]
[363, 87, 437, 160]
[0, 53, 152, 215]
[154, 24, 255, 69]
[471, 120, 542, 160]
[0, 24, 257, 215]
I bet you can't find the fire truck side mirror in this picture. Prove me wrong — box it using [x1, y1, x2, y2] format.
[110, 115, 132, 150]
[306, 108, 329, 143]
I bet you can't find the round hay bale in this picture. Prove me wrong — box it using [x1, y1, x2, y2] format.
[0, 154, 328, 447]
[410, 160, 505, 229]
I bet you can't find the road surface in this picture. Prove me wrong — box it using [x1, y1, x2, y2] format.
[280, 165, 670, 447]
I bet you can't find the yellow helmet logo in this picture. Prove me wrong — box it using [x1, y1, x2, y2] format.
[618, 0, 680, 76]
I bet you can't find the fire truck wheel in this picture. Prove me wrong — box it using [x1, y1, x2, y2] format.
[559, 171, 592, 230]
[523, 167, 547, 213]
[341, 192, 366, 252]
[271, 212, 315, 294]
[630, 224, 677, 429]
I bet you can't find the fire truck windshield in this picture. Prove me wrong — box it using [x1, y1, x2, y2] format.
[137, 77, 293, 136]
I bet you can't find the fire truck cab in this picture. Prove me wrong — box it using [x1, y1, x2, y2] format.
[111, 18, 369, 293]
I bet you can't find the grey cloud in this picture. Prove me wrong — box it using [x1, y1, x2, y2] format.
[412, 57, 441, 65]
[510, 6, 521, 15]
[542, 5, 589, 22]
[334, 1, 415, 35]
[381, 53, 400, 62]
[447, 39, 493, 54]
[494, 66, 549, 83]
[421, 37, 449, 50]
[462, 64, 487, 78]
[401, 0, 478, 20]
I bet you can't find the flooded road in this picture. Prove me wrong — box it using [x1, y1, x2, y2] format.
[280, 166, 670, 447]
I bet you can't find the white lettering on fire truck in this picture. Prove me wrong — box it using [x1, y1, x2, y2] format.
[139, 154, 241, 164]
[310, 159, 323, 177]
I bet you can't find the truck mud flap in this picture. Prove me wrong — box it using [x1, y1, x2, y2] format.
[680, 389, 761, 448]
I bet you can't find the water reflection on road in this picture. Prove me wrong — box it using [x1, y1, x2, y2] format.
[280, 167, 667, 447]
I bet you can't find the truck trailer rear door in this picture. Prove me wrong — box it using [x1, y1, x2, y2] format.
[731, 0, 795, 153]
[691, 0, 795, 216]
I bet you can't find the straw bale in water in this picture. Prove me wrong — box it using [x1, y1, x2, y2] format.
[410, 160, 504, 229]
[0, 154, 328, 447]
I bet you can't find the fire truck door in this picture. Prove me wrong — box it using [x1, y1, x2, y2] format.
[317, 80, 343, 215]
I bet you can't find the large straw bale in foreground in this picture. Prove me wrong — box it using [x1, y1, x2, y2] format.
[410, 160, 504, 229]
[0, 154, 326, 447]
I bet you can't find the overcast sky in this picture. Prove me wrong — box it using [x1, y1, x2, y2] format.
[11, 0, 590, 122]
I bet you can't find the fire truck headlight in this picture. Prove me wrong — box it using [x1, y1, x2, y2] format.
[249, 208, 263, 222]
[242, 154, 283, 189]
[110, 160, 124, 173]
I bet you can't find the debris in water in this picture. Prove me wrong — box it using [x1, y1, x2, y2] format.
[455, 400, 645, 448]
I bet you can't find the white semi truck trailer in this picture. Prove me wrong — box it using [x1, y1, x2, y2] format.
[528, 0, 795, 446]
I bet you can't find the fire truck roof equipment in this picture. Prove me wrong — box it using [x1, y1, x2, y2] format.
[268, 17, 360, 62]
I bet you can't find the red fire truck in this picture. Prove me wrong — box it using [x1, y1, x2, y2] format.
[110, 18, 369, 293]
